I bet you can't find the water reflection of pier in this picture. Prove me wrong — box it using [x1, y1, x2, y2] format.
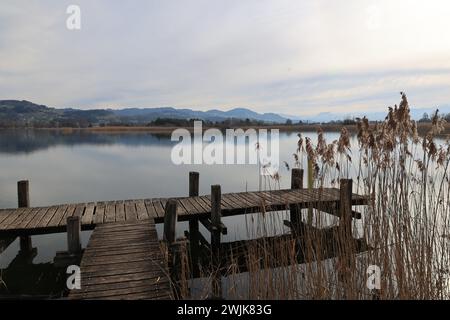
[0, 246, 67, 299]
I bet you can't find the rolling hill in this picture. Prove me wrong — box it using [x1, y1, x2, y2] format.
[0, 100, 447, 128]
[0, 100, 289, 127]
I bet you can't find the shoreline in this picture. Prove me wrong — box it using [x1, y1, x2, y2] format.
[1, 122, 449, 137]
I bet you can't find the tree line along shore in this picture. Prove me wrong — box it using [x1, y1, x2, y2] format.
[2, 122, 450, 137]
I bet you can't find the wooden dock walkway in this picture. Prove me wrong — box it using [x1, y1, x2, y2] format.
[69, 219, 172, 300]
[0, 188, 369, 236]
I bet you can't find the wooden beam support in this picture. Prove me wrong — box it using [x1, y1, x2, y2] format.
[17, 180, 32, 254]
[312, 202, 362, 219]
[17, 180, 30, 208]
[290, 168, 304, 234]
[337, 178, 356, 296]
[210, 184, 222, 298]
[339, 179, 353, 241]
[67, 216, 81, 254]
[163, 199, 178, 245]
[189, 171, 199, 197]
[188, 172, 200, 277]
[200, 218, 227, 235]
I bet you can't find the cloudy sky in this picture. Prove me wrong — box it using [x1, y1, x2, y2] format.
[1, 0, 450, 116]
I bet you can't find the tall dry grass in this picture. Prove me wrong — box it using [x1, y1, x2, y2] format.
[171, 93, 450, 300]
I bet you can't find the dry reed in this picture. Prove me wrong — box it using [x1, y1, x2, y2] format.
[171, 93, 450, 300]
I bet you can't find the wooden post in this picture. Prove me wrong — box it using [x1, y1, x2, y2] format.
[189, 172, 199, 196]
[17, 180, 32, 253]
[17, 180, 30, 208]
[291, 168, 304, 189]
[163, 199, 181, 297]
[188, 172, 200, 277]
[210, 184, 222, 298]
[339, 179, 353, 241]
[338, 178, 355, 293]
[67, 216, 81, 254]
[164, 199, 178, 245]
[290, 169, 303, 233]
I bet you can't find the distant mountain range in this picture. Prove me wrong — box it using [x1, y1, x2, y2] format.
[0, 100, 288, 127]
[112, 106, 287, 123]
[0, 100, 448, 128]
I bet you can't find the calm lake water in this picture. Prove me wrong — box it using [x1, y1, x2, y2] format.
[0, 129, 317, 297]
[1, 128, 433, 297]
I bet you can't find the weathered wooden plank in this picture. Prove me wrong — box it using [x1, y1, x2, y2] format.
[221, 194, 241, 209]
[0, 210, 14, 226]
[237, 192, 263, 207]
[78, 277, 170, 293]
[89, 224, 154, 234]
[82, 203, 95, 225]
[0, 207, 26, 229]
[135, 200, 149, 220]
[87, 235, 156, 247]
[47, 205, 68, 227]
[80, 260, 166, 275]
[178, 198, 196, 215]
[70, 282, 171, 300]
[282, 190, 307, 204]
[192, 196, 211, 213]
[82, 245, 161, 258]
[93, 202, 105, 224]
[124, 200, 138, 221]
[76, 282, 171, 299]
[80, 270, 168, 286]
[81, 264, 164, 277]
[86, 237, 160, 247]
[104, 202, 116, 223]
[33, 206, 58, 229]
[152, 199, 165, 218]
[144, 200, 157, 219]
[59, 204, 77, 226]
[253, 191, 276, 205]
[20, 207, 50, 229]
[186, 197, 207, 214]
[73, 204, 86, 219]
[114, 201, 126, 222]
[229, 193, 252, 207]
[81, 253, 164, 266]
[87, 229, 156, 240]
[198, 196, 212, 211]
[90, 221, 153, 231]
[6, 207, 36, 230]
[0, 208, 32, 230]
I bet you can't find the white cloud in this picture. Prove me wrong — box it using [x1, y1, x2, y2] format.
[0, 0, 449, 115]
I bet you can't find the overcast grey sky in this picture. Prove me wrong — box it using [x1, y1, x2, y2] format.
[1, 0, 450, 116]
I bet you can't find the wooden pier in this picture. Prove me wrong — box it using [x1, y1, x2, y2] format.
[69, 220, 171, 300]
[0, 188, 368, 237]
[0, 170, 371, 300]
